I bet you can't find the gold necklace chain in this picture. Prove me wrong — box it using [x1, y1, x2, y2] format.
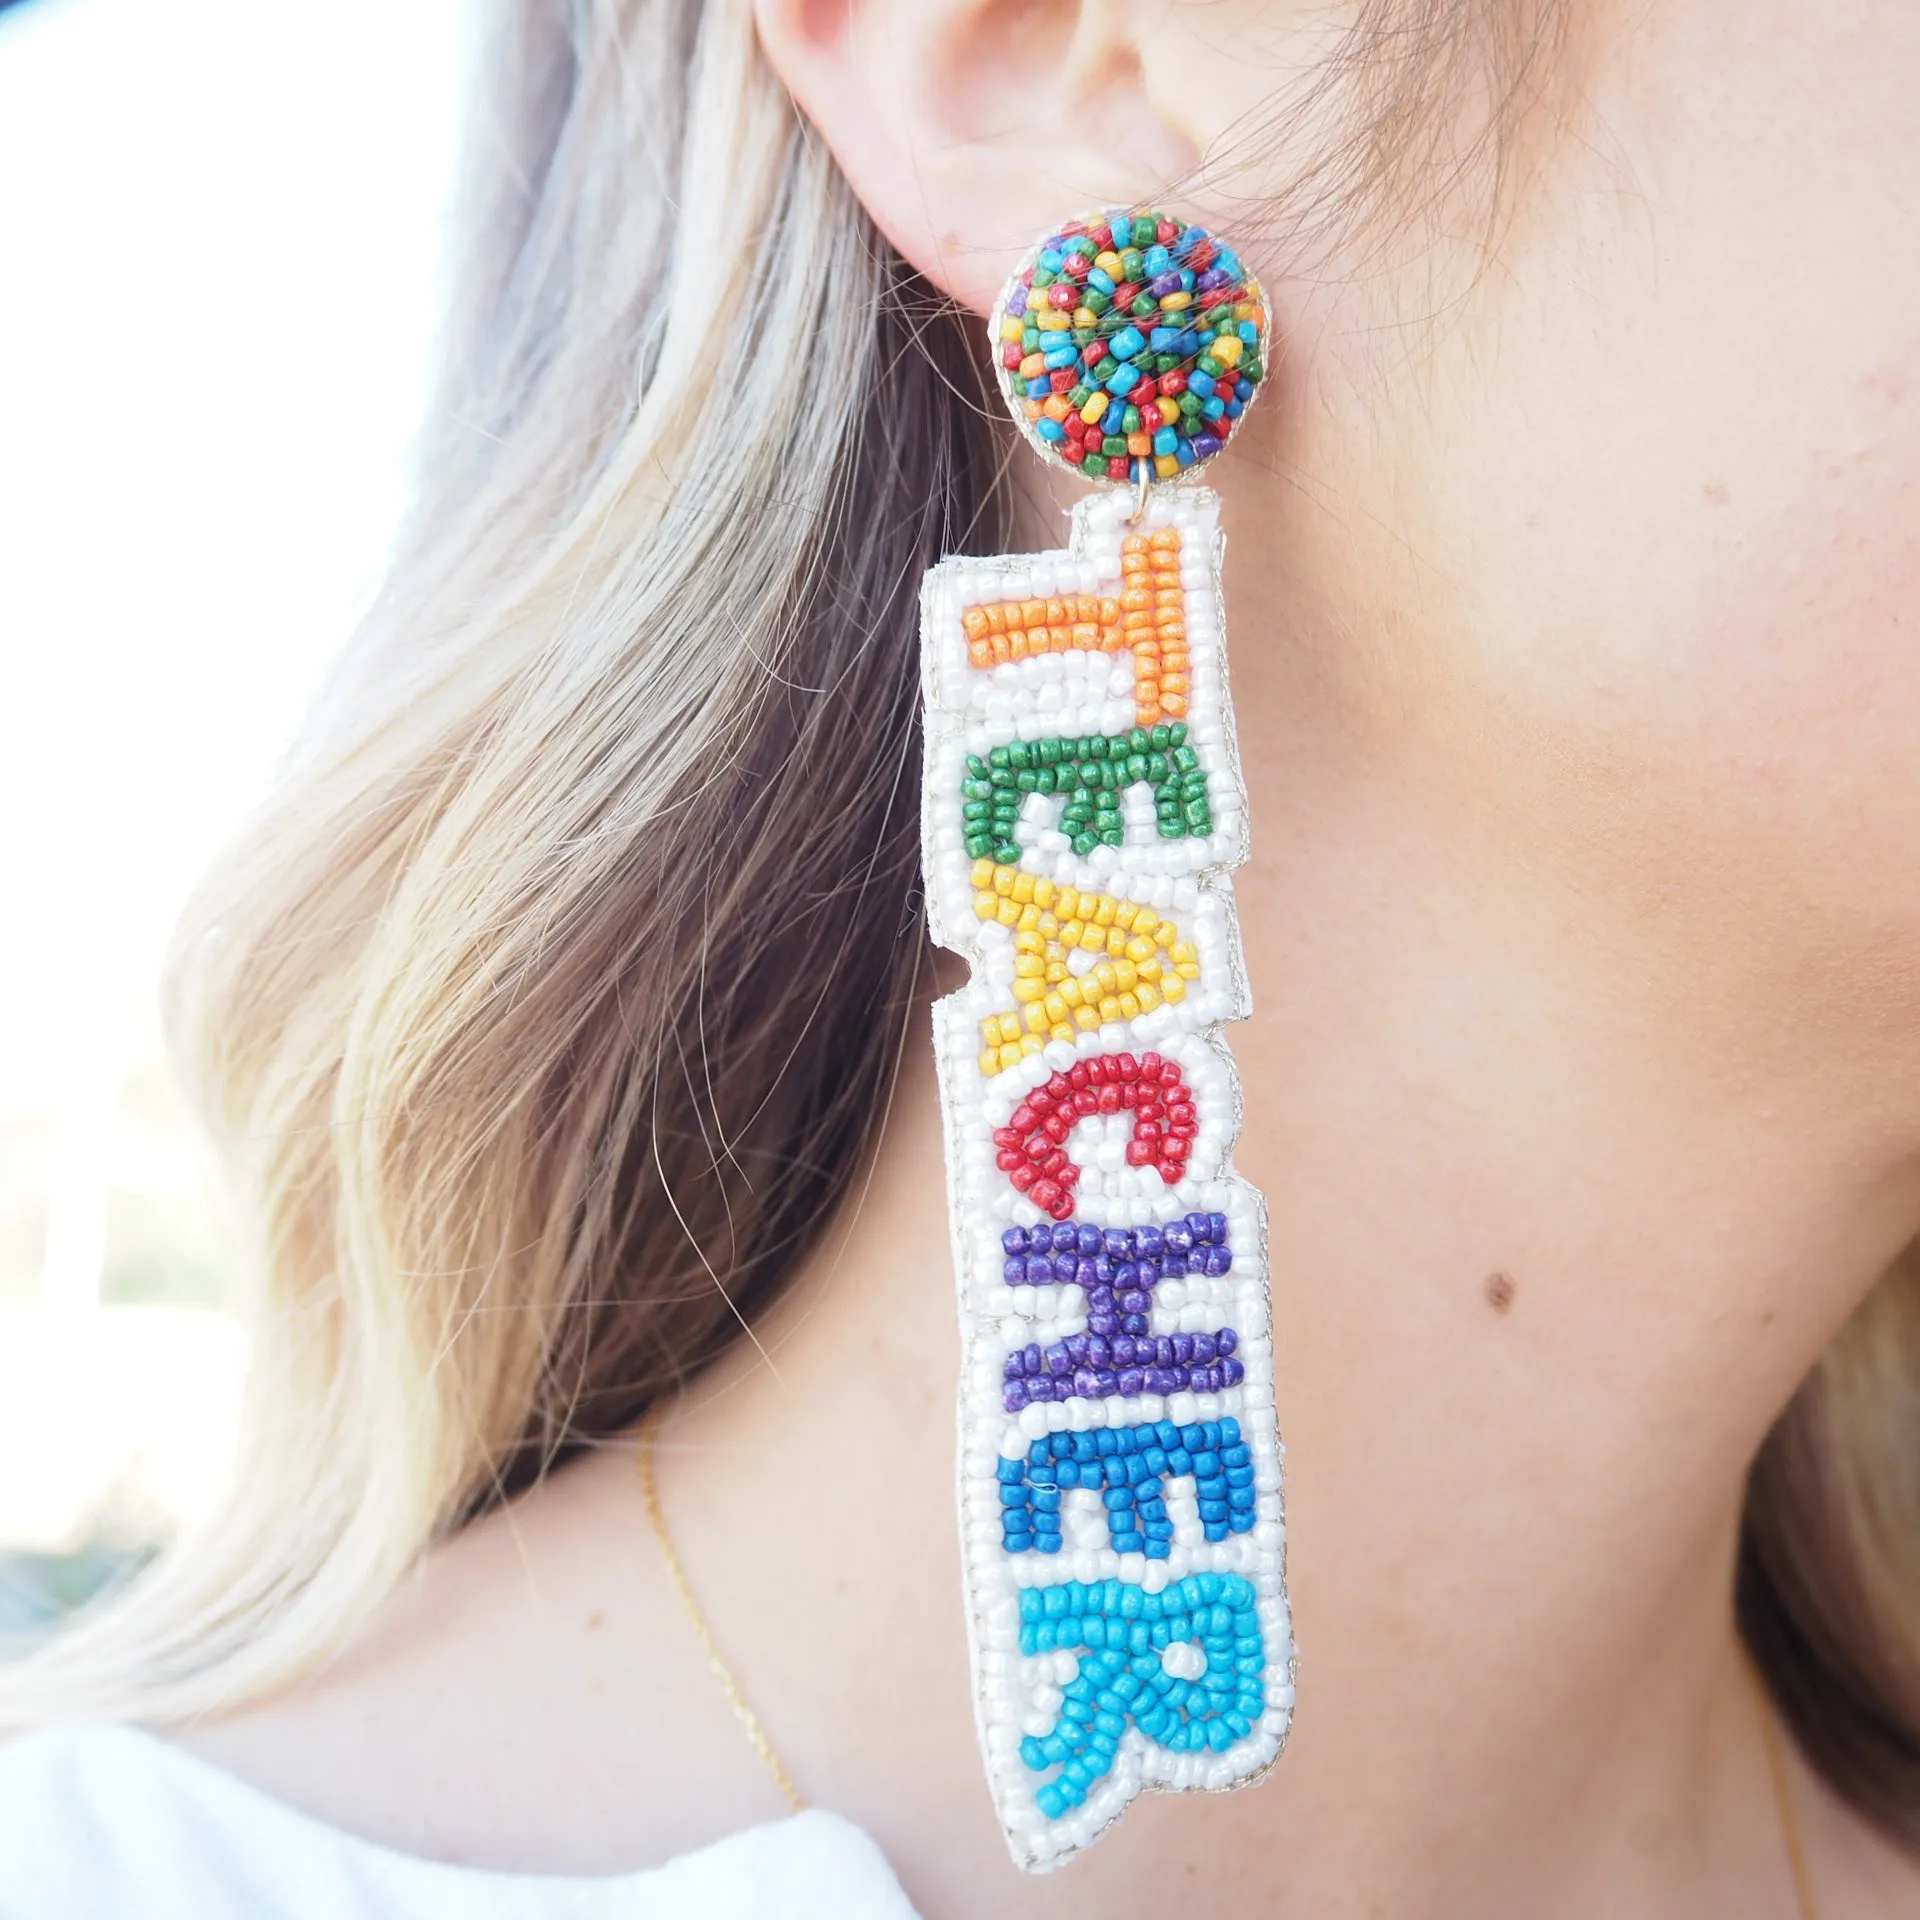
[1749, 1654, 1822, 1920]
[636, 1405, 806, 1814]
[641, 1402, 1816, 1908]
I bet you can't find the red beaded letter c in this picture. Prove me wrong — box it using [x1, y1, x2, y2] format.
[992, 1051, 1195, 1220]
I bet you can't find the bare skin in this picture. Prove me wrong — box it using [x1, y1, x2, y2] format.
[182, 0, 1920, 1913]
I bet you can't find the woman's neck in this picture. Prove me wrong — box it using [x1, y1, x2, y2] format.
[658, 496, 1920, 1911]
[183, 481, 1920, 1915]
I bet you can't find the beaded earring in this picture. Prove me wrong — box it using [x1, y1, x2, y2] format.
[919, 210, 1294, 1872]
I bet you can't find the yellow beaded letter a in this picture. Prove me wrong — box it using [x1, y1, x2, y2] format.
[970, 862, 1201, 1075]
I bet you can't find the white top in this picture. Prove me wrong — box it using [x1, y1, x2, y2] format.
[0, 1726, 923, 1920]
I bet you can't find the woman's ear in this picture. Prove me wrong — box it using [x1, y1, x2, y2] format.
[753, 0, 1211, 313]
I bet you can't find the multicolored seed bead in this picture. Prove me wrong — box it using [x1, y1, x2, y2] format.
[993, 211, 1269, 484]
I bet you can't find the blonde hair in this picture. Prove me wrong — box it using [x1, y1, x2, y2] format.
[5, 0, 1004, 1721]
[7, 0, 1920, 1855]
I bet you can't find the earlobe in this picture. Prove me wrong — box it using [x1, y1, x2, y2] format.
[753, 0, 1207, 314]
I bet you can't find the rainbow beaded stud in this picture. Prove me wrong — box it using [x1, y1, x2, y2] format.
[991, 211, 1269, 487]
[921, 209, 1294, 1873]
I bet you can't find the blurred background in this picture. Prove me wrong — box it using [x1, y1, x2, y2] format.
[0, 0, 463, 1640]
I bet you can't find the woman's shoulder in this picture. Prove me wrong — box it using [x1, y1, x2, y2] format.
[0, 1724, 919, 1920]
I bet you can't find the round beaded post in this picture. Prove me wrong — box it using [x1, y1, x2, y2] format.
[920, 207, 1293, 1873]
[991, 209, 1270, 493]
